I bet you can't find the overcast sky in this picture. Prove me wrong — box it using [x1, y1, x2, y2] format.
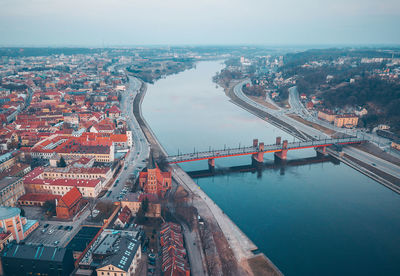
[0, 0, 399, 46]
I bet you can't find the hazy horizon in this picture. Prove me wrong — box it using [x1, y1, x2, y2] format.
[1, 0, 400, 46]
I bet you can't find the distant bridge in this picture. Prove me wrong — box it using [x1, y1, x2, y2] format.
[167, 136, 365, 167]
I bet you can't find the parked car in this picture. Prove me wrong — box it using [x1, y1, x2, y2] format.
[57, 225, 63, 230]
[53, 241, 60, 245]
[43, 224, 49, 228]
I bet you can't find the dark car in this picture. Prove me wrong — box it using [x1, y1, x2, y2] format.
[58, 225, 63, 230]
[43, 224, 49, 228]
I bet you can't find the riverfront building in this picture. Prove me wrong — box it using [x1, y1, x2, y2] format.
[139, 158, 171, 198]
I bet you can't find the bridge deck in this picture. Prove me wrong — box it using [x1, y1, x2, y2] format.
[167, 137, 365, 163]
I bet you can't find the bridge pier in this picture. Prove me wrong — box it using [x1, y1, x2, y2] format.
[316, 146, 328, 157]
[208, 158, 215, 170]
[274, 139, 288, 161]
[253, 139, 258, 147]
[252, 142, 264, 163]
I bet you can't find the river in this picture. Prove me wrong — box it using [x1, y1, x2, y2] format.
[142, 61, 400, 276]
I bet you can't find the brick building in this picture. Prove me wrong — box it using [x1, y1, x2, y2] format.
[56, 187, 85, 220]
[138, 158, 171, 198]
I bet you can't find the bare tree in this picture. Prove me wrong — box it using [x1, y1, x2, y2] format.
[87, 197, 99, 218]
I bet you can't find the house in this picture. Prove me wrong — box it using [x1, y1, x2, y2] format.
[105, 105, 121, 119]
[56, 187, 85, 220]
[160, 222, 190, 276]
[115, 206, 132, 228]
[121, 192, 161, 218]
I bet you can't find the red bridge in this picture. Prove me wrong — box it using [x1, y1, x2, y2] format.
[167, 136, 365, 167]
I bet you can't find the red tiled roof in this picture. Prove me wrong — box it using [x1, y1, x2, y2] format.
[59, 187, 82, 208]
[18, 193, 61, 203]
[117, 206, 132, 224]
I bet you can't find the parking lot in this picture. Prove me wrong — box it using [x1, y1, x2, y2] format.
[22, 205, 92, 247]
[24, 222, 75, 247]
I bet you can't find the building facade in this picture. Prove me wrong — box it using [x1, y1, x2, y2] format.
[317, 109, 336, 122]
[334, 114, 359, 128]
[0, 207, 38, 242]
[1, 243, 74, 276]
[56, 187, 85, 220]
[138, 165, 171, 198]
[0, 177, 25, 207]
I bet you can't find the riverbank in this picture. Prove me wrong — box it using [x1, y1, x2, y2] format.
[131, 73, 282, 276]
[223, 79, 313, 141]
[222, 79, 400, 194]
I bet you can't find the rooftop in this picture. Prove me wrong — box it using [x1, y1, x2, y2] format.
[2, 243, 67, 263]
[0, 207, 20, 220]
[0, 177, 21, 191]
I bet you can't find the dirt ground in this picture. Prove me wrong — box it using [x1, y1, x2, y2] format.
[247, 255, 282, 276]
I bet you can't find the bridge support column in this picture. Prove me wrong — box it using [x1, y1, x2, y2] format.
[276, 136, 281, 145]
[253, 139, 259, 147]
[275, 139, 288, 161]
[316, 146, 327, 157]
[252, 142, 264, 163]
[208, 158, 215, 170]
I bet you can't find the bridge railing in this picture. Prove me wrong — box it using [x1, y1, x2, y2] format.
[168, 145, 257, 158]
[167, 137, 365, 161]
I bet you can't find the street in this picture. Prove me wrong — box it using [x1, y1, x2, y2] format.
[103, 66, 150, 201]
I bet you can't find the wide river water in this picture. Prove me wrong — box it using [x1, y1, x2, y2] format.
[142, 61, 400, 276]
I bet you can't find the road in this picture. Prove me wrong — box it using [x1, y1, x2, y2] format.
[103, 70, 150, 201]
[234, 81, 400, 183]
[288, 86, 396, 153]
[343, 147, 400, 179]
[233, 80, 330, 140]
